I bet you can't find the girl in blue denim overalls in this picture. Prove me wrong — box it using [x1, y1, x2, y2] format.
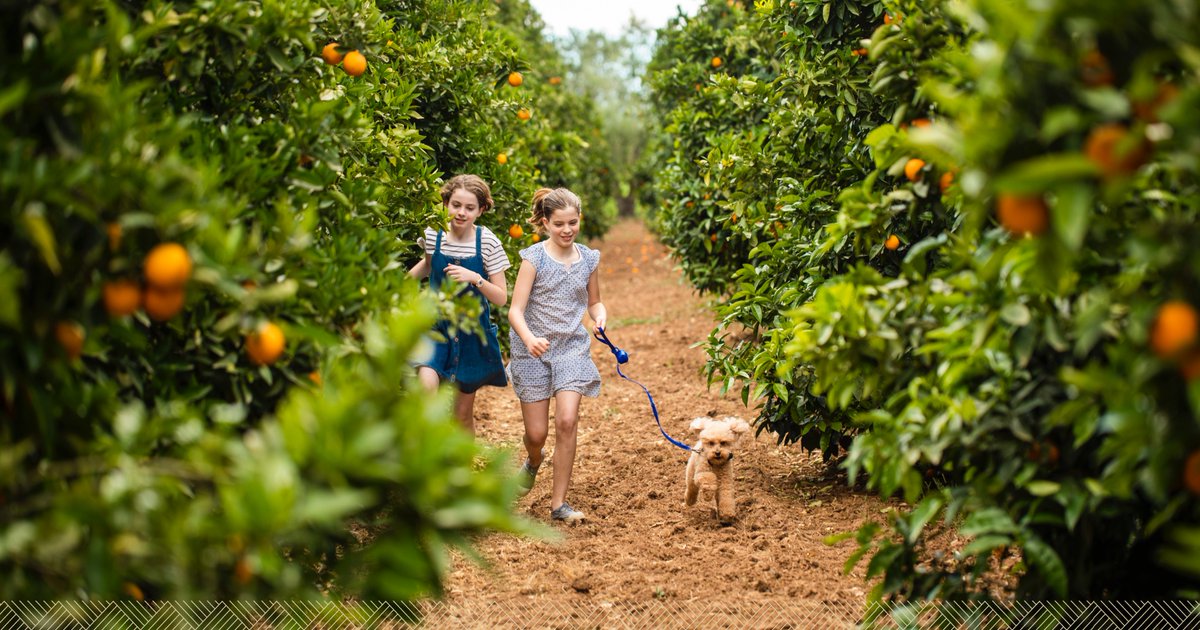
[408, 175, 511, 435]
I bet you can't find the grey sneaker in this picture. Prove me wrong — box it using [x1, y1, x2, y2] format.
[516, 450, 545, 497]
[551, 502, 586, 524]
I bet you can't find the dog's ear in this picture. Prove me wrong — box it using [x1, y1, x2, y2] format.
[689, 417, 710, 433]
[728, 418, 750, 435]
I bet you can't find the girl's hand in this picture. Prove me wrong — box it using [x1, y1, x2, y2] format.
[443, 264, 480, 286]
[592, 316, 607, 335]
[525, 336, 550, 358]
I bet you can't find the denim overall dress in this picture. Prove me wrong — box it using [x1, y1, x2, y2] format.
[423, 228, 507, 393]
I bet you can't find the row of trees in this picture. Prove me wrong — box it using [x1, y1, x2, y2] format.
[646, 0, 1200, 601]
[1, 0, 612, 599]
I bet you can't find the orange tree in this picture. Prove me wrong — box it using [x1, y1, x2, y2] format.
[644, 0, 957, 456]
[788, 0, 1200, 600]
[648, 0, 1200, 602]
[0, 0, 610, 600]
[492, 0, 617, 242]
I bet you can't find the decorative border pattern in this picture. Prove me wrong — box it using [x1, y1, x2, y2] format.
[2, 600, 1198, 628]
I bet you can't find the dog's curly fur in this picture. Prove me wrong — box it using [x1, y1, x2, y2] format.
[684, 416, 750, 523]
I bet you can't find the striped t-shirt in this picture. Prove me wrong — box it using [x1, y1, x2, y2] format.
[420, 226, 511, 277]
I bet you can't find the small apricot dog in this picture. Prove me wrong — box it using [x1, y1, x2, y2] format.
[684, 416, 750, 522]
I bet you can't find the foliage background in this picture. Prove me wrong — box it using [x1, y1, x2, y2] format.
[645, 0, 1200, 601]
[0, 0, 612, 599]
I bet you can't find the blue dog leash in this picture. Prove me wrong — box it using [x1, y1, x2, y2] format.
[593, 327, 695, 453]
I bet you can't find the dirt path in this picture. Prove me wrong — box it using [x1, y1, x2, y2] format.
[440, 219, 900, 625]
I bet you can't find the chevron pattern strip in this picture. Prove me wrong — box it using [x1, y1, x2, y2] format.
[1, 600, 1198, 629]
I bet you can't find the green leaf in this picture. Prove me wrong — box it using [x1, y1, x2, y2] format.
[21, 206, 60, 274]
[993, 154, 1099, 193]
[1026, 480, 1061, 496]
[1022, 533, 1068, 597]
[1052, 183, 1092, 251]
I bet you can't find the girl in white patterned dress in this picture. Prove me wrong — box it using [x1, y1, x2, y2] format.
[508, 187, 606, 524]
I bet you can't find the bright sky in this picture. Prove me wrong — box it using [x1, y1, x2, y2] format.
[528, 0, 703, 38]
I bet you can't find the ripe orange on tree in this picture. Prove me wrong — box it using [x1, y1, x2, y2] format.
[103, 279, 142, 317]
[517, 108, 531, 121]
[851, 48, 868, 57]
[1084, 123, 1149, 180]
[1133, 82, 1180, 123]
[904, 158, 926, 182]
[321, 42, 343, 65]
[548, 76, 562, 85]
[508, 224, 524, 239]
[246, 321, 286, 366]
[143, 242, 192, 289]
[1184, 450, 1200, 495]
[106, 222, 122, 251]
[885, 234, 900, 250]
[996, 194, 1049, 236]
[508, 71, 523, 87]
[711, 56, 722, 68]
[143, 286, 185, 322]
[530, 233, 541, 243]
[1150, 300, 1198, 359]
[342, 51, 367, 77]
[939, 171, 955, 193]
[883, 12, 902, 25]
[1080, 50, 1114, 87]
[55, 321, 85, 360]
[496, 152, 508, 165]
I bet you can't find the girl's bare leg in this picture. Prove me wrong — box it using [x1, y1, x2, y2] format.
[549, 390, 582, 510]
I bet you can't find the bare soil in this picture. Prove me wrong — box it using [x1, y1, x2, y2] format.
[439, 219, 909, 625]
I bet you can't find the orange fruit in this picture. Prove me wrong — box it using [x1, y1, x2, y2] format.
[851, 48, 868, 57]
[235, 555, 253, 585]
[939, 171, 955, 193]
[496, 153, 508, 165]
[342, 50, 366, 77]
[1027, 441, 1061, 465]
[1151, 300, 1198, 358]
[885, 234, 900, 250]
[883, 12, 901, 25]
[1084, 123, 1148, 180]
[246, 321, 286, 366]
[904, 158, 926, 182]
[1184, 450, 1200, 495]
[143, 285, 185, 321]
[308, 371, 322, 386]
[685, 201, 694, 208]
[55, 321, 85, 360]
[507, 71, 523, 87]
[996, 194, 1049, 236]
[548, 76, 562, 85]
[709, 233, 718, 243]
[121, 582, 145, 601]
[530, 233, 540, 243]
[508, 224, 524, 239]
[517, 108, 531, 121]
[1133, 82, 1180, 123]
[106, 222, 123, 251]
[321, 42, 343, 65]
[1080, 50, 1114, 87]
[910, 118, 932, 128]
[103, 280, 142, 317]
[143, 242, 192, 289]
[711, 56, 723, 68]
